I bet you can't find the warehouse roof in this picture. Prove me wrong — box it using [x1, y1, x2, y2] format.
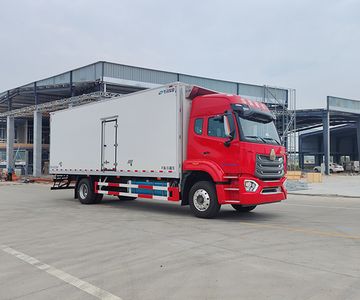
[296, 96, 360, 133]
[0, 61, 289, 113]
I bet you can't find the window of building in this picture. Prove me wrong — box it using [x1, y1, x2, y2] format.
[0, 125, 6, 142]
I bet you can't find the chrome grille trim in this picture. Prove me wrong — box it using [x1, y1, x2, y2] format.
[255, 154, 284, 180]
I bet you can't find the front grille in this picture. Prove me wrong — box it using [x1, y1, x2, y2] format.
[255, 154, 284, 180]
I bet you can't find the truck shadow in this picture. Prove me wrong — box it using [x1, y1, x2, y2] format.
[216, 209, 280, 222]
[98, 198, 280, 222]
[100, 198, 191, 217]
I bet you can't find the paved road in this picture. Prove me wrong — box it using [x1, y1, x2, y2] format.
[0, 183, 359, 300]
[290, 174, 360, 197]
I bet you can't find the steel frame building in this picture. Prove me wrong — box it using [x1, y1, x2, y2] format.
[297, 96, 360, 174]
[0, 61, 295, 176]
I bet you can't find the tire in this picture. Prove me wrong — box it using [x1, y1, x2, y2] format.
[189, 181, 220, 218]
[77, 178, 100, 204]
[231, 205, 256, 212]
[117, 196, 136, 201]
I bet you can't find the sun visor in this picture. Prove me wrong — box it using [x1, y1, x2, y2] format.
[232, 103, 276, 123]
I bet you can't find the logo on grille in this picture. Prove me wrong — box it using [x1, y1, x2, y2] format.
[269, 149, 276, 161]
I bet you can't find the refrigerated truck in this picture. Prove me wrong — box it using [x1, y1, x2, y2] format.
[50, 82, 287, 218]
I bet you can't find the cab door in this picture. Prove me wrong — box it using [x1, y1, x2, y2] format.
[189, 113, 240, 175]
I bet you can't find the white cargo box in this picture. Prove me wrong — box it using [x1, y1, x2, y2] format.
[50, 83, 197, 179]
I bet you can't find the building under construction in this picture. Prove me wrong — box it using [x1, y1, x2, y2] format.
[0, 61, 296, 177]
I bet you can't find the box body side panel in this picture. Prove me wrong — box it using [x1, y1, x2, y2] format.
[50, 85, 182, 178]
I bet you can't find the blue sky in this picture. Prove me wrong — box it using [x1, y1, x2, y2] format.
[0, 0, 359, 108]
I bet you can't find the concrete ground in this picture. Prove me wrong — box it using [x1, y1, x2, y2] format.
[290, 174, 360, 197]
[0, 183, 360, 300]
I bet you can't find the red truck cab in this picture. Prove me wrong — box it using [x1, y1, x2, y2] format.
[183, 93, 287, 218]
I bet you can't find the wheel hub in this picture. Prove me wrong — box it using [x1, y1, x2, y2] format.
[193, 189, 210, 211]
[79, 183, 88, 199]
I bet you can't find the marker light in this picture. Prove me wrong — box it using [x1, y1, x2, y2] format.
[244, 180, 259, 192]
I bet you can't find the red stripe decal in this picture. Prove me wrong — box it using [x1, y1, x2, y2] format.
[138, 185, 153, 190]
[138, 194, 152, 199]
[108, 182, 120, 187]
[108, 191, 120, 196]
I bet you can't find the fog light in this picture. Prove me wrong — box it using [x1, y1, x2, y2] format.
[244, 180, 259, 192]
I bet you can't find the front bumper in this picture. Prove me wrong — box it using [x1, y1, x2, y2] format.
[216, 175, 287, 205]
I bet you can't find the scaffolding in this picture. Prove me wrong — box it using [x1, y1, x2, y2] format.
[0, 91, 121, 118]
[264, 86, 297, 170]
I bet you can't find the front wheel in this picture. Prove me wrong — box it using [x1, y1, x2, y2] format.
[231, 205, 256, 212]
[189, 181, 220, 218]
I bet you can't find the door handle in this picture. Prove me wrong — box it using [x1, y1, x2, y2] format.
[203, 151, 210, 155]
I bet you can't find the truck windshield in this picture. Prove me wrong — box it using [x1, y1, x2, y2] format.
[237, 116, 281, 145]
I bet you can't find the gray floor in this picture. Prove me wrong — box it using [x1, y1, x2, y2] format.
[0, 183, 359, 300]
[290, 174, 360, 197]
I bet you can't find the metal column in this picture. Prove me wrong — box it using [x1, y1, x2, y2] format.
[33, 110, 42, 176]
[298, 136, 304, 169]
[70, 71, 75, 97]
[357, 116, 360, 161]
[6, 116, 15, 170]
[7, 90, 12, 111]
[322, 110, 330, 175]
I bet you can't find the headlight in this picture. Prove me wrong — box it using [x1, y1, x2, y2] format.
[244, 180, 259, 192]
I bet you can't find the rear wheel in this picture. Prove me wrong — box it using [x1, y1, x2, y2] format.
[189, 181, 220, 218]
[231, 205, 256, 212]
[77, 178, 100, 204]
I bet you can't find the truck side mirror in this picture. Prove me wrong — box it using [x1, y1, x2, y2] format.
[224, 115, 231, 137]
[223, 114, 235, 147]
